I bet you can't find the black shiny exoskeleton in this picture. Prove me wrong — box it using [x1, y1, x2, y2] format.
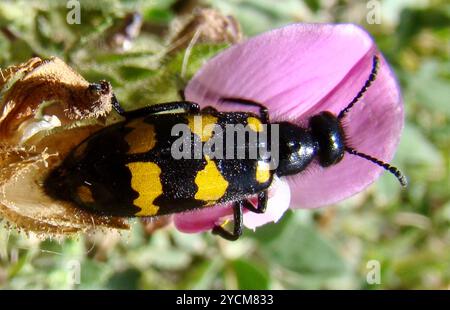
[44, 55, 406, 241]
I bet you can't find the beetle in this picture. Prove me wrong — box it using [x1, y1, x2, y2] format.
[44, 55, 406, 241]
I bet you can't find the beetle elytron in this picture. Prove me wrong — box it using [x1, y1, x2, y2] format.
[44, 55, 406, 240]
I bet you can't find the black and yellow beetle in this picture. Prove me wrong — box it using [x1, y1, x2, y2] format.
[44, 55, 406, 240]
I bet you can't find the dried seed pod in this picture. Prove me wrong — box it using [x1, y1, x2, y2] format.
[168, 8, 242, 54]
[107, 12, 143, 51]
[0, 57, 116, 145]
[0, 57, 129, 237]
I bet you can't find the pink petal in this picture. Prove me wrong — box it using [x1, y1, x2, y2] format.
[287, 55, 403, 208]
[185, 23, 403, 209]
[243, 176, 291, 230]
[173, 202, 233, 234]
[173, 177, 290, 233]
[185, 23, 373, 119]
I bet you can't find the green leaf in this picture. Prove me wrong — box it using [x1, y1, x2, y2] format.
[178, 258, 224, 290]
[249, 210, 294, 243]
[117, 65, 156, 81]
[407, 60, 450, 116]
[231, 259, 270, 290]
[397, 7, 450, 47]
[304, 0, 321, 12]
[78, 260, 111, 289]
[209, 0, 303, 36]
[260, 216, 347, 276]
[144, 8, 174, 24]
[396, 122, 442, 168]
[106, 268, 141, 289]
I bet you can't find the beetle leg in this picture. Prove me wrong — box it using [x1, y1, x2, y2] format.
[201, 106, 218, 113]
[243, 190, 268, 214]
[257, 190, 268, 213]
[212, 200, 243, 241]
[220, 97, 269, 124]
[114, 99, 200, 118]
[179, 89, 186, 101]
[111, 95, 126, 115]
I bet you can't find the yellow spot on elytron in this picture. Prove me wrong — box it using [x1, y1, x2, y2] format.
[194, 157, 228, 202]
[127, 162, 162, 216]
[256, 161, 271, 183]
[125, 119, 156, 154]
[247, 117, 264, 132]
[187, 115, 218, 142]
[77, 185, 94, 204]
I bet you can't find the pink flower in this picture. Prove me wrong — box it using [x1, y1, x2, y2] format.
[174, 23, 403, 233]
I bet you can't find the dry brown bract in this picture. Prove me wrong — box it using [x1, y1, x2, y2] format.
[168, 8, 242, 54]
[0, 57, 129, 237]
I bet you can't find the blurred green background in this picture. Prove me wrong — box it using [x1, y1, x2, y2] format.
[0, 0, 449, 289]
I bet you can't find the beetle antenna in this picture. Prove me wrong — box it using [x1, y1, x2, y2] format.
[345, 147, 407, 187]
[338, 55, 380, 120]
